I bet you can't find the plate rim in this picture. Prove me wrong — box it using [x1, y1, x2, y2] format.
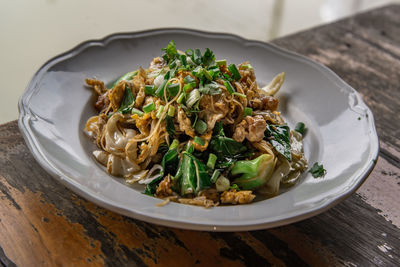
[18, 28, 379, 231]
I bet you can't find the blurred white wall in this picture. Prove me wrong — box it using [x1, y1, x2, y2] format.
[0, 0, 397, 123]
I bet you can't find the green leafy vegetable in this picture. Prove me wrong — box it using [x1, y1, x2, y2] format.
[117, 85, 135, 114]
[264, 124, 292, 161]
[161, 139, 180, 176]
[231, 154, 275, 190]
[210, 122, 247, 159]
[144, 175, 164, 196]
[109, 70, 138, 88]
[309, 162, 326, 178]
[174, 151, 211, 195]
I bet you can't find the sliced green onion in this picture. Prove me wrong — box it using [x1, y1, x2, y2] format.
[216, 175, 230, 192]
[179, 54, 187, 66]
[228, 64, 241, 80]
[155, 80, 168, 98]
[131, 108, 144, 116]
[193, 49, 202, 64]
[295, 122, 306, 135]
[195, 119, 208, 135]
[210, 170, 221, 183]
[241, 64, 253, 70]
[193, 136, 205, 146]
[232, 92, 246, 98]
[224, 80, 235, 94]
[177, 93, 185, 104]
[204, 69, 213, 81]
[244, 107, 253, 117]
[192, 66, 203, 78]
[216, 60, 227, 66]
[168, 105, 175, 117]
[183, 82, 196, 92]
[185, 49, 193, 56]
[167, 83, 180, 97]
[156, 105, 165, 118]
[169, 139, 179, 150]
[145, 85, 155, 95]
[207, 153, 217, 169]
[186, 89, 200, 108]
[143, 102, 155, 113]
[185, 142, 194, 153]
[184, 75, 195, 84]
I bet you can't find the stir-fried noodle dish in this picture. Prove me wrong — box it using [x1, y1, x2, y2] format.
[84, 41, 308, 207]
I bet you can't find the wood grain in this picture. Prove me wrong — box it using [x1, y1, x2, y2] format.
[1, 4, 400, 266]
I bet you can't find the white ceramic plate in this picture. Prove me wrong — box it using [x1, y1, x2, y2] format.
[18, 28, 379, 231]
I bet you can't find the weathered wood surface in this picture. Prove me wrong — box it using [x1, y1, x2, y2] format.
[1, 4, 400, 266]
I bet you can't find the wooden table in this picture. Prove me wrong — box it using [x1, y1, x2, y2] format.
[1, 5, 399, 266]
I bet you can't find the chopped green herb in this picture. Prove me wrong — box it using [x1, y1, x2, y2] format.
[155, 80, 168, 98]
[294, 122, 306, 135]
[228, 64, 241, 80]
[156, 105, 164, 118]
[224, 80, 235, 94]
[202, 48, 215, 66]
[193, 49, 202, 65]
[117, 85, 135, 114]
[131, 108, 144, 116]
[145, 85, 155, 95]
[244, 107, 253, 117]
[207, 153, 217, 169]
[184, 75, 195, 84]
[309, 162, 327, 178]
[177, 93, 185, 104]
[143, 102, 155, 113]
[185, 49, 193, 56]
[161, 40, 177, 63]
[229, 184, 240, 191]
[186, 89, 200, 108]
[168, 105, 175, 117]
[264, 124, 292, 161]
[241, 64, 253, 70]
[195, 119, 208, 135]
[210, 170, 221, 183]
[167, 83, 180, 97]
[194, 136, 205, 146]
[166, 115, 175, 136]
[183, 82, 196, 92]
[232, 92, 246, 98]
[215, 59, 227, 66]
[198, 82, 221, 95]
